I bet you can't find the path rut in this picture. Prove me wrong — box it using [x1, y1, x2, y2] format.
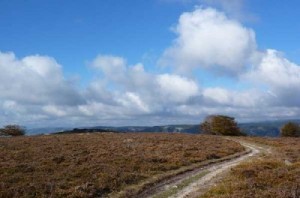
[140, 139, 270, 198]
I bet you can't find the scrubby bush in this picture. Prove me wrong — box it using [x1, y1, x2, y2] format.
[200, 115, 245, 136]
[0, 125, 25, 136]
[280, 122, 300, 137]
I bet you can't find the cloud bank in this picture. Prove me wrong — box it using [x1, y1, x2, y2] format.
[1, 6, 300, 128]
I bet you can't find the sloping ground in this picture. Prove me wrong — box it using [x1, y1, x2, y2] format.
[130, 148, 251, 198]
[0, 133, 244, 198]
[138, 140, 266, 198]
[202, 137, 300, 198]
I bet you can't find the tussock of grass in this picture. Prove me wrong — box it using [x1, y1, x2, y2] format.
[0, 133, 244, 197]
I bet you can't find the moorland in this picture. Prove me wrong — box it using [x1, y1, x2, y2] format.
[0, 133, 244, 198]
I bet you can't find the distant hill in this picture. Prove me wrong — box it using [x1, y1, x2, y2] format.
[26, 125, 200, 135]
[91, 125, 200, 134]
[26, 127, 72, 135]
[239, 120, 300, 137]
[53, 128, 118, 135]
[26, 120, 300, 137]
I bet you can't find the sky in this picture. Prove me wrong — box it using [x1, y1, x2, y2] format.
[1, 0, 300, 128]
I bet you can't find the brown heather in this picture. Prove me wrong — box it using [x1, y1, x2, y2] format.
[0, 133, 244, 198]
[202, 137, 300, 198]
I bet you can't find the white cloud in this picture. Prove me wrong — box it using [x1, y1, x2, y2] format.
[0, 52, 84, 106]
[203, 87, 230, 104]
[202, 87, 264, 107]
[117, 92, 150, 113]
[244, 49, 300, 106]
[90, 55, 153, 91]
[23, 56, 62, 78]
[43, 105, 67, 117]
[3, 100, 18, 110]
[156, 74, 199, 103]
[246, 50, 300, 89]
[90, 55, 127, 82]
[2, 49, 300, 128]
[161, 7, 257, 73]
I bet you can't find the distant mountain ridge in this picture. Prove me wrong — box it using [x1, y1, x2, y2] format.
[26, 120, 300, 137]
[92, 125, 200, 134]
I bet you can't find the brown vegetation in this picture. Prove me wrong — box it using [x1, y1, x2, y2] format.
[0, 133, 244, 198]
[202, 137, 300, 198]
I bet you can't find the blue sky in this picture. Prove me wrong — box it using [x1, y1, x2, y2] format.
[1, 0, 181, 76]
[2, 0, 300, 76]
[1, 0, 300, 128]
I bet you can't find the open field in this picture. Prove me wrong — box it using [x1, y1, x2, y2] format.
[0, 133, 244, 198]
[202, 137, 300, 198]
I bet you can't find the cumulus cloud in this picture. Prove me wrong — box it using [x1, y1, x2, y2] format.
[246, 50, 300, 89]
[86, 55, 201, 113]
[0, 52, 84, 106]
[116, 92, 150, 113]
[244, 50, 300, 107]
[1, 48, 300, 127]
[160, 7, 257, 74]
[202, 87, 265, 107]
[156, 74, 199, 103]
[0, 52, 88, 127]
[158, 6, 300, 121]
[90, 55, 127, 82]
[43, 105, 67, 117]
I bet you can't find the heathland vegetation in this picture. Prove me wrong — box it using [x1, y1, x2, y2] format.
[202, 137, 300, 198]
[1, 116, 299, 197]
[0, 133, 244, 197]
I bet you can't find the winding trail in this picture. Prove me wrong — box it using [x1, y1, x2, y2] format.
[139, 139, 271, 198]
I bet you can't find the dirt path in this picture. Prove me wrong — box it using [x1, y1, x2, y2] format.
[139, 139, 271, 198]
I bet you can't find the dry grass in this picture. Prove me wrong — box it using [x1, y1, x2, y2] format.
[0, 133, 244, 198]
[202, 137, 300, 198]
[243, 137, 300, 162]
